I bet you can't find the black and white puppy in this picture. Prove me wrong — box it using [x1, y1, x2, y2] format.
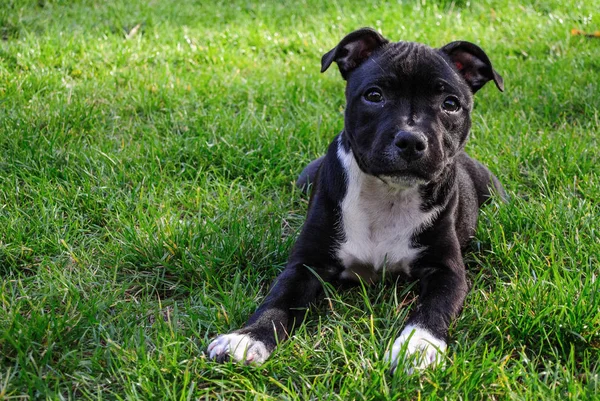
[208, 28, 505, 373]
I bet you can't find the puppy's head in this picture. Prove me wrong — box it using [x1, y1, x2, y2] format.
[322, 28, 503, 185]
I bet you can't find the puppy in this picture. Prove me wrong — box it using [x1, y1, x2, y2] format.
[208, 27, 505, 373]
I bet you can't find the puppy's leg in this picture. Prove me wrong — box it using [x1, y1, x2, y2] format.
[387, 252, 468, 374]
[208, 184, 341, 364]
[208, 263, 327, 364]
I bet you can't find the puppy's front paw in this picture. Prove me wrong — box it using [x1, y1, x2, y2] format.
[207, 333, 270, 364]
[386, 324, 447, 375]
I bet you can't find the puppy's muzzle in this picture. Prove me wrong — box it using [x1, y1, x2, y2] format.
[394, 131, 427, 162]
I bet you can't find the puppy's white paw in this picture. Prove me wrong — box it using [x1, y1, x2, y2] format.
[386, 324, 447, 374]
[207, 333, 270, 364]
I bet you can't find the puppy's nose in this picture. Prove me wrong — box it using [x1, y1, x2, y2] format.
[394, 131, 427, 161]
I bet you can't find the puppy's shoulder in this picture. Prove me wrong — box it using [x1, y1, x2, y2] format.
[456, 151, 507, 206]
[313, 135, 348, 202]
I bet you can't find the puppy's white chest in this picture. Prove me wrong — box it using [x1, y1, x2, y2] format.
[336, 145, 438, 281]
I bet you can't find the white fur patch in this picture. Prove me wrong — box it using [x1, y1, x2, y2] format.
[207, 333, 269, 364]
[336, 141, 440, 281]
[386, 324, 447, 374]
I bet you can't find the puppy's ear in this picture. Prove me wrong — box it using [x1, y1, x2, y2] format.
[321, 28, 389, 79]
[440, 41, 504, 93]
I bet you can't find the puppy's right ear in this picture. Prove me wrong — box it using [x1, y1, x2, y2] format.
[321, 28, 389, 79]
[440, 41, 504, 93]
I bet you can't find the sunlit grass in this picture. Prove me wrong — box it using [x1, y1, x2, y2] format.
[0, 0, 599, 399]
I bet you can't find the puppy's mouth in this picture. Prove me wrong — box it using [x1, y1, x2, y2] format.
[350, 146, 438, 187]
[376, 172, 428, 188]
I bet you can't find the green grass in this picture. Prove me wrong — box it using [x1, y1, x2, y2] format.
[1, 0, 599, 399]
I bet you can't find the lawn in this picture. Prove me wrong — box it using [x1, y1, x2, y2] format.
[0, 0, 599, 399]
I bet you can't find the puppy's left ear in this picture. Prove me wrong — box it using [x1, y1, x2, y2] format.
[321, 27, 389, 80]
[440, 41, 504, 93]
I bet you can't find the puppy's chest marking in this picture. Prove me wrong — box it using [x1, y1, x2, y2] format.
[336, 143, 439, 281]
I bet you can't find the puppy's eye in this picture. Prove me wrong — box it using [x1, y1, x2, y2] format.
[364, 88, 383, 103]
[442, 96, 460, 112]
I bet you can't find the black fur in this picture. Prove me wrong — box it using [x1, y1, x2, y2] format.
[209, 27, 505, 371]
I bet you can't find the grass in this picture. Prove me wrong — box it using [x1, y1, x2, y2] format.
[0, 0, 599, 399]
